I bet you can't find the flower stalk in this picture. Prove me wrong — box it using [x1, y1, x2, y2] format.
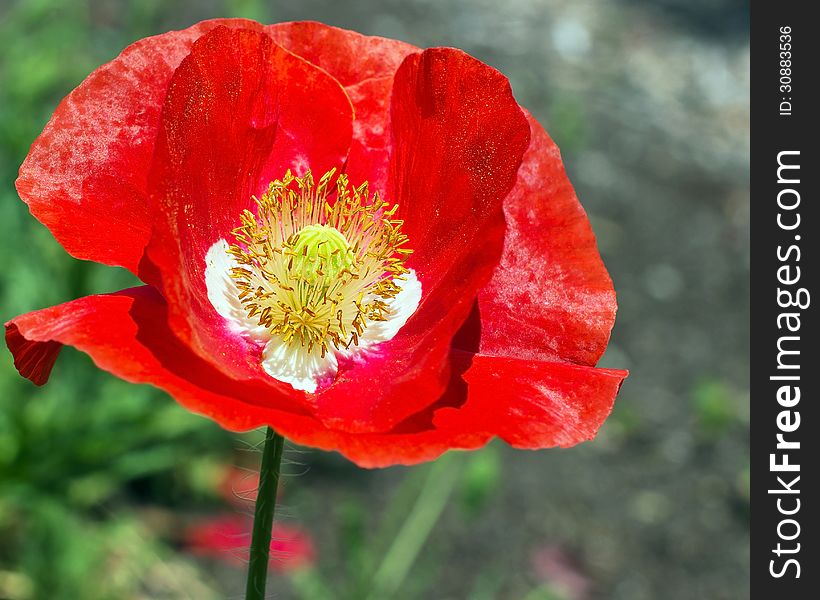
[245, 427, 286, 600]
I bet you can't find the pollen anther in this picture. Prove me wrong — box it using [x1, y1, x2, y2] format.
[228, 169, 412, 355]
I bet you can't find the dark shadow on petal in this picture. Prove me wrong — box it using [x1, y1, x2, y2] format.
[137, 246, 164, 291]
[387, 301, 481, 433]
[449, 298, 482, 353]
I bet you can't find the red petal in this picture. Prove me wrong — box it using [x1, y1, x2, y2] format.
[438, 351, 626, 449]
[267, 21, 419, 189]
[5, 322, 62, 386]
[266, 21, 416, 87]
[4, 289, 625, 468]
[472, 113, 618, 366]
[15, 19, 262, 274]
[332, 351, 626, 468]
[340, 76, 400, 189]
[4, 286, 449, 466]
[305, 48, 531, 434]
[389, 49, 531, 296]
[145, 26, 354, 383]
[5, 287, 315, 429]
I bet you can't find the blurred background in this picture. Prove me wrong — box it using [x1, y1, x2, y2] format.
[0, 0, 749, 599]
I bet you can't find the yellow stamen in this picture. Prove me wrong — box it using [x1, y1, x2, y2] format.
[228, 169, 412, 353]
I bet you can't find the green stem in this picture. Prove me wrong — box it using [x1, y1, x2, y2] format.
[367, 453, 461, 600]
[245, 427, 286, 600]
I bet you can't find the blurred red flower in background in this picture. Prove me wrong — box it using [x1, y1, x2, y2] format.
[530, 544, 591, 600]
[185, 515, 315, 571]
[5, 19, 626, 467]
[219, 466, 262, 506]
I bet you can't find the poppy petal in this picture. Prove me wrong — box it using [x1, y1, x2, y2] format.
[5, 287, 320, 429]
[5, 322, 62, 386]
[473, 113, 618, 366]
[4, 292, 625, 468]
[438, 351, 627, 449]
[4, 287, 458, 466]
[266, 21, 419, 189]
[308, 48, 531, 434]
[330, 350, 627, 468]
[266, 21, 417, 88]
[145, 25, 354, 384]
[15, 18, 263, 274]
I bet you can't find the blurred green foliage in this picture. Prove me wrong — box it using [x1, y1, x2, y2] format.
[0, 2, 237, 598]
[692, 379, 740, 436]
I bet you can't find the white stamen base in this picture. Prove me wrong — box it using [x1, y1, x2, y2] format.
[204, 239, 421, 393]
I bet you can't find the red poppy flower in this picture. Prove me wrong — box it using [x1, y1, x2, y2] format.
[5, 20, 627, 467]
[185, 515, 315, 571]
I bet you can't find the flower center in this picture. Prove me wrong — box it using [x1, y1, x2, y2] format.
[289, 224, 353, 284]
[227, 169, 412, 359]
